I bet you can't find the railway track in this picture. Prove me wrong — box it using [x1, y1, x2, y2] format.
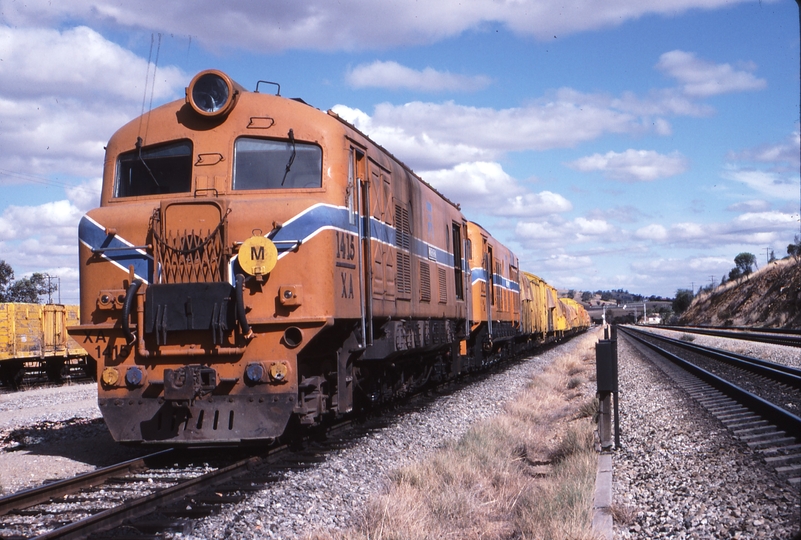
[0, 445, 296, 539]
[620, 326, 801, 486]
[660, 325, 801, 348]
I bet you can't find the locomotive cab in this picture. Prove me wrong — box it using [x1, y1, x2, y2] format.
[70, 70, 350, 444]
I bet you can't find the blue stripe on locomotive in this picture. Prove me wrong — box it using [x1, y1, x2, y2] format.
[80, 204, 456, 284]
[79, 215, 153, 283]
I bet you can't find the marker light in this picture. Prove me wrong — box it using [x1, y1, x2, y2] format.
[186, 70, 244, 118]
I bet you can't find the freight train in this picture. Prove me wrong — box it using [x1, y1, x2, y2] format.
[68, 70, 589, 445]
[0, 303, 93, 389]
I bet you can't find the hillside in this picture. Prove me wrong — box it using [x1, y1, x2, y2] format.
[679, 258, 801, 329]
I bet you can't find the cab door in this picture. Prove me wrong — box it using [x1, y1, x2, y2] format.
[368, 160, 395, 309]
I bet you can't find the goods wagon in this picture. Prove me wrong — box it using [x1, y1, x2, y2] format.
[0, 303, 93, 388]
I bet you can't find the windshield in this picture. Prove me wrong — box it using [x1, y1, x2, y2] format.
[233, 137, 322, 190]
[115, 140, 193, 198]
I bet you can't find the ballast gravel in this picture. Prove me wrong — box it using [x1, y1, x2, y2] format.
[0, 382, 150, 494]
[2, 329, 799, 539]
[178, 336, 597, 540]
[613, 335, 800, 540]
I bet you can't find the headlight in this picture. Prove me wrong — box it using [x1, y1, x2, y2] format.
[186, 70, 243, 118]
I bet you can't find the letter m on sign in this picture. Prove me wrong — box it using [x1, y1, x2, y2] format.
[251, 246, 265, 260]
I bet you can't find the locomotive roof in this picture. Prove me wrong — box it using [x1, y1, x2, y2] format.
[325, 109, 461, 212]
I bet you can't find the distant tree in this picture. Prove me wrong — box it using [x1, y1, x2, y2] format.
[581, 291, 592, 302]
[672, 289, 694, 315]
[768, 250, 776, 263]
[734, 252, 757, 276]
[728, 267, 742, 282]
[0, 261, 55, 303]
[567, 289, 575, 299]
[789, 235, 801, 262]
[0, 261, 14, 302]
[7, 274, 53, 303]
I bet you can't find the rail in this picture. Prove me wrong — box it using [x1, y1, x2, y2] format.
[625, 326, 801, 389]
[659, 325, 801, 348]
[619, 326, 801, 439]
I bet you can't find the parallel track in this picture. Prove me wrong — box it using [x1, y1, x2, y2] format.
[620, 326, 801, 485]
[660, 325, 801, 348]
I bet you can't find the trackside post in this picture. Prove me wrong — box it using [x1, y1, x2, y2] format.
[596, 333, 619, 449]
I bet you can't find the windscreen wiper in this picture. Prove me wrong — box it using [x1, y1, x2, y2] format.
[136, 137, 161, 187]
[280, 128, 296, 186]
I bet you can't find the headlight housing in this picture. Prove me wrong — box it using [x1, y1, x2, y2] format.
[186, 70, 243, 118]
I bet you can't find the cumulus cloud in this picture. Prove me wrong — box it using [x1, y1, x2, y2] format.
[567, 149, 688, 182]
[634, 224, 669, 241]
[630, 256, 732, 274]
[346, 61, 491, 92]
[333, 93, 667, 170]
[633, 211, 796, 247]
[656, 50, 767, 97]
[419, 162, 573, 218]
[515, 216, 617, 248]
[722, 167, 799, 201]
[0, 0, 763, 51]
[0, 26, 187, 180]
[0, 200, 84, 243]
[0, 198, 87, 301]
[541, 254, 594, 270]
[66, 178, 103, 212]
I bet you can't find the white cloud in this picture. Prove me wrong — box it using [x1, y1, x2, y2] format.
[635, 224, 668, 241]
[631, 256, 731, 274]
[333, 94, 665, 170]
[0, 26, 187, 180]
[726, 200, 770, 213]
[515, 216, 616, 248]
[419, 162, 572, 217]
[0, 26, 184, 102]
[567, 149, 688, 182]
[632, 211, 797, 248]
[656, 50, 767, 97]
[0, 200, 83, 242]
[1, 0, 764, 51]
[66, 178, 103, 213]
[541, 254, 594, 270]
[722, 167, 799, 200]
[0, 199, 86, 302]
[346, 61, 491, 92]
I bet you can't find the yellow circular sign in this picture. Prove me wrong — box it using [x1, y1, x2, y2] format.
[239, 236, 278, 276]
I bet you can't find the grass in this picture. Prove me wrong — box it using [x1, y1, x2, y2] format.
[308, 330, 604, 540]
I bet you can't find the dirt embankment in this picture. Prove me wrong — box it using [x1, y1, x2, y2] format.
[680, 258, 801, 329]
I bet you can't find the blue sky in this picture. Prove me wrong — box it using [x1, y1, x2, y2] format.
[0, 0, 798, 303]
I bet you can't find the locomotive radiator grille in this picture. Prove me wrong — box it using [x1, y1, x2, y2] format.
[155, 227, 225, 283]
[151, 202, 229, 284]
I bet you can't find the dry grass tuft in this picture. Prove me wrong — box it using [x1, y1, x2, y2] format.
[610, 503, 638, 526]
[307, 330, 604, 540]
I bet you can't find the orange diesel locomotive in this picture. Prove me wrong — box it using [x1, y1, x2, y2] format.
[69, 70, 587, 445]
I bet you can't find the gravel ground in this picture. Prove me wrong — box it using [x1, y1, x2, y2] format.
[4, 327, 797, 540]
[0, 382, 150, 495]
[613, 335, 800, 539]
[178, 333, 599, 540]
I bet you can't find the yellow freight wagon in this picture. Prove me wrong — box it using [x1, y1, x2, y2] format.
[0, 303, 93, 389]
